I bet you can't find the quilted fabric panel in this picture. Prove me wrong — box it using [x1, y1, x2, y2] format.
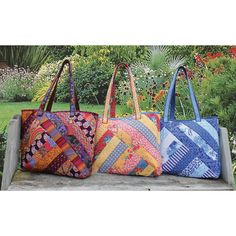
[21, 110, 98, 179]
[93, 112, 162, 176]
[160, 117, 221, 178]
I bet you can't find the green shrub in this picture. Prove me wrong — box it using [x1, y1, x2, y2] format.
[32, 59, 65, 102]
[197, 57, 236, 131]
[46, 46, 75, 62]
[33, 46, 151, 104]
[73, 46, 149, 64]
[32, 55, 78, 103]
[34, 50, 127, 104]
[57, 52, 115, 104]
[0, 67, 37, 102]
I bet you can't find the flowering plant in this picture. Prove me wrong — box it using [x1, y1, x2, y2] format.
[228, 46, 236, 58]
[0, 66, 37, 101]
[117, 47, 185, 116]
[117, 65, 170, 116]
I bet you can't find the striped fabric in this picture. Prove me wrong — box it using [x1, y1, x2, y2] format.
[161, 66, 221, 179]
[161, 117, 221, 178]
[93, 112, 162, 176]
[21, 59, 99, 179]
[21, 110, 98, 179]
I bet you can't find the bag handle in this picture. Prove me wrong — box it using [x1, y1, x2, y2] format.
[45, 75, 80, 112]
[163, 66, 201, 122]
[109, 83, 117, 118]
[102, 63, 141, 124]
[38, 59, 79, 117]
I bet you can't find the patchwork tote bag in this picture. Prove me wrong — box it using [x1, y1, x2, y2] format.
[93, 63, 162, 176]
[161, 66, 221, 178]
[21, 59, 98, 179]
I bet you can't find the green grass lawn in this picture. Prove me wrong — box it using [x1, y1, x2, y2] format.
[0, 101, 123, 130]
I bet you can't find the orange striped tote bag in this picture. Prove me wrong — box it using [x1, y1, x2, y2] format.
[21, 60, 98, 178]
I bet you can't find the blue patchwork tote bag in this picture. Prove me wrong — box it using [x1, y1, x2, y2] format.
[161, 66, 221, 178]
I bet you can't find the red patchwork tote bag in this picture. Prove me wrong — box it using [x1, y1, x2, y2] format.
[93, 63, 162, 176]
[21, 59, 98, 178]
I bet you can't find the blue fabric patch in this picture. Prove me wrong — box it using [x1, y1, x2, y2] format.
[161, 117, 221, 178]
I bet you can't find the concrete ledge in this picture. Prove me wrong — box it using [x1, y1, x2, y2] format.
[1, 115, 21, 190]
[8, 170, 234, 191]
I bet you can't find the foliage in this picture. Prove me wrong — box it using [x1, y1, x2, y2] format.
[121, 46, 236, 124]
[32, 55, 82, 102]
[73, 60, 114, 104]
[57, 52, 115, 104]
[32, 59, 65, 102]
[32, 80, 51, 102]
[0, 46, 50, 71]
[34, 50, 125, 104]
[167, 46, 231, 66]
[117, 46, 186, 114]
[0, 67, 37, 102]
[148, 46, 186, 71]
[197, 57, 236, 131]
[33, 46, 150, 104]
[73, 46, 149, 64]
[46, 46, 75, 62]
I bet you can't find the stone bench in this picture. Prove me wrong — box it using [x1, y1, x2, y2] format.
[1, 115, 235, 190]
